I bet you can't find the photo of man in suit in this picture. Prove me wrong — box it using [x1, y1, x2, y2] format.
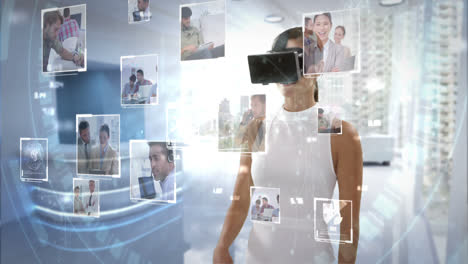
[77, 121, 92, 174]
[84, 180, 99, 217]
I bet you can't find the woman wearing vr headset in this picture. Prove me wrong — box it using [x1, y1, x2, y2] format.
[214, 27, 362, 264]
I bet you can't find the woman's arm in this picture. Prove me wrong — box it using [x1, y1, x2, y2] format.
[332, 121, 363, 264]
[213, 154, 254, 264]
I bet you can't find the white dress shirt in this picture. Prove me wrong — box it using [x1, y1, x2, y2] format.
[159, 170, 175, 202]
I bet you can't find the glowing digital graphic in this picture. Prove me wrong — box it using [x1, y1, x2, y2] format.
[20, 138, 48, 182]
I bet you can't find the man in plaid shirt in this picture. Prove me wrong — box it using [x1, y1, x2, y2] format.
[58, 8, 80, 42]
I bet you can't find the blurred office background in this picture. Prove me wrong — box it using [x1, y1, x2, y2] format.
[1, 0, 466, 263]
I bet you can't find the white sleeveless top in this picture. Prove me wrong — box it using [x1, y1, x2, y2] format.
[246, 105, 337, 264]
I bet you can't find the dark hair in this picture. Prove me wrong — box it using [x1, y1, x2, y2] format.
[130, 74, 136, 82]
[78, 121, 89, 134]
[74, 186, 80, 191]
[262, 197, 268, 202]
[256, 199, 261, 205]
[271, 27, 303, 52]
[251, 94, 266, 104]
[43, 10, 62, 28]
[318, 108, 324, 114]
[336, 25, 346, 36]
[63, 8, 70, 18]
[276, 194, 280, 203]
[304, 17, 312, 26]
[272, 27, 319, 102]
[148, 142, 174, 162]
[181, 7, 192, 18]
[99, 124, 110, 137]
[89, 179, 95, 184]
[313, 12, 332, 24]
[136, 69, 144, 76]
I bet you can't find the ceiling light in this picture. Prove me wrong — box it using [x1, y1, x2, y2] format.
[379, 0, 405, 6]
[264, 14, 284, 23]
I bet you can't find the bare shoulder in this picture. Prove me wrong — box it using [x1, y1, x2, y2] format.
[331, 121, 362, 165]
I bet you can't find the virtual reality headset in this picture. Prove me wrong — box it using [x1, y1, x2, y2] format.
[247, 27, 306, 85]
[248, 48, 303, 85]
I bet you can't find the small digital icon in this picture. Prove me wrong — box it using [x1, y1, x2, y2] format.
[314, 198, 352, 244]
[20, 138, 48, 182]
[322, 200, 343, 231]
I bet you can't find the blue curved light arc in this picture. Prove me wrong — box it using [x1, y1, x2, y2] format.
[38, 216, 181, 252]
[34, 185, 130, 196]
[33, 187, 183, 217]
[2, 165, 43, 264]
[33, 199, 181, 232]
[32, 172, 183, 196]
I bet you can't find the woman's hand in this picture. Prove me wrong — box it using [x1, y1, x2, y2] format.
[213, 246, 233, 264]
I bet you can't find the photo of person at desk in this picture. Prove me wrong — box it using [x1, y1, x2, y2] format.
[250, 195, 279, 223]
[89, 124, 119, 175]
[180, 5, 225, 61]
[122, 74, 137, 98]
[42, 9, 84, 73]
[130, 141, 176, 203]
[121, 66, 157, 105]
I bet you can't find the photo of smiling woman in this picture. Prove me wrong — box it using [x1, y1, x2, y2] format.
[303, 9, 360, 74]
[304, 12, 345, 73]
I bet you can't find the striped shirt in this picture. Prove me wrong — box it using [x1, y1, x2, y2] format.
[58, 18, 80, 42]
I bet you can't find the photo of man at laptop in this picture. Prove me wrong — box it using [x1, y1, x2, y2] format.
[250, 187, 280, 224]
[180, 1, 225, 61]
[130, 140, 176, 203]
[121, 55, 158, 106]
